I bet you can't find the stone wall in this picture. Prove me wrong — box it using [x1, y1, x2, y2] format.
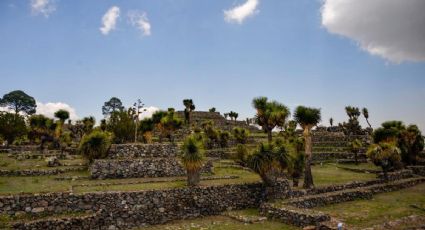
[312, 152, 367, 162]
[0, 167, 86, 177]
[0, 182, 290, 229]
[377, 169, 413, 181]
[108, 143, 178, 159]
[407, 166, 425, 176]
[90, 158, 213, 179]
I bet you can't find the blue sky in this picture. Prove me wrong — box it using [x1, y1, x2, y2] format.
[1, 0, 425, 131]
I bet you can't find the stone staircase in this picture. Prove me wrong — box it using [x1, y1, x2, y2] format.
[311, 131, 370, 163]
[260, 176, 425, 229]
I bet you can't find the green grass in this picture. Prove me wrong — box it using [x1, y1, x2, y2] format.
[314, 183, 425, 228]
[0, 155, 86, 170]
[333, 162, 381, 171]
[310, 163, 376, 186]
[138, 215, 299, 230]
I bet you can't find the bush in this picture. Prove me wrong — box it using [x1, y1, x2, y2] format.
[232, 127, 250, 144]
[180, 135, 205, 186]
[234, 143, 249, 164]
[79, 130, 113, 163]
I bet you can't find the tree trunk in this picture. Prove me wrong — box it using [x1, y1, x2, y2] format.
[267, 130, 272, 143]
[366, 119, 372, 129]
[293, 177, 299, 187]
[303, 127, 314, 189]
[187, 170, 201, 186]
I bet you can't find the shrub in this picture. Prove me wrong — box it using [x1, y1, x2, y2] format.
[232, 127, 250, 144]
[234, 143, 249, 164]
[79, 130, 113, 163]
[180, 135, 205, 186]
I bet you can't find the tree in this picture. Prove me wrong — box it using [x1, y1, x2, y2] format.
[132, 99, 145, 143]
[218, 130, 231, 148]
[228, 111, 239, 121]
[340, 106, 362, 135]
[160, 108, 183, 142]
[288, 151, 305, 187]
[247, 141, 289, 187]
[209, 107, 216, 112]
[224, 113, 229, 120]
[82, 116, 96, 135]
[232, 127, 250, 144]
[139, 118, 154, 143]
[294, 106, 321, 189]
[183, 99, 195, 125]
[367, 142, 401, 181]
[54, 109, 70, 124]
[362, 108, 372, 129]
[252, 97, 290, 143]
[106, 110, 134, 143]
[28, 114, 56, 145]
[0, 90, 36, 115]
[0, 112, 27, 146]
[79, 130, 113, 163]
[102, 97, 124, 116]
[180, 135, 205, 186]
[349, 138, 363, 165]
[373, 121, 424, 165]
[329, 117, 333, 127]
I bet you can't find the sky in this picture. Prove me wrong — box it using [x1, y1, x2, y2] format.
[1, 0, 425, 131]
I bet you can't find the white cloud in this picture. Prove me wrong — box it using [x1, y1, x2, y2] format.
[36, 101, 79, 121]
[30, 0, 56, 17]
[100, 6, 120, 35]
[128, 11, 151, 36]
[139, 106, 159, 120]
[321, 0, 425, 63]
[224, 0, 259, 24]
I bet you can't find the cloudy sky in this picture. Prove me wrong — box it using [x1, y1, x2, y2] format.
[1, 0, 424, 130]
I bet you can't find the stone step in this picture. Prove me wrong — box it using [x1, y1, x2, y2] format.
[260, 203, 330, 227]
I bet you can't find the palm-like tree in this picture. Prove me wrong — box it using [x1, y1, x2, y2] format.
[329, 117, 333, 127]
[349, 138, 363, 165]
[247, 142, 289, 187]
[183, 99, 195, 125]
[252, 97, 290, 143]
[294, 106, 321, 189]
[362, 108, 372, 129]
[54, 109, 70, 124]
[180, 135, 205, 186]
[367, 142, 401, 181]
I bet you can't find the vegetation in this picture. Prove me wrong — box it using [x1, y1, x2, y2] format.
[247, 141, 289, 187]
[102, 97, 124, 116]
[0, 90, 36, 115]
[367, 142, 401, 180]
[372, 121, 424, 165]
[209, 107, 216, 112]
[0, 112, 27, 146]
[139, 118, 154, 143]
[228, 111, 239, 121]
[183, 99, 195, 125]
[54, 109, 70, 124]
[329, 117, 333, 127]
[294, 105, 321, 189]
[252, 97, 290, 143]
[362, 107, 372, 129]
[79, 130, 113, 163]
[106, 110, 135, 143]
[232, 127, 250, 144]
[180, 135, 205, 186]
[349, 138, 363, 165]
[159, 108, 183, 142]
[340, 106, 362, 135]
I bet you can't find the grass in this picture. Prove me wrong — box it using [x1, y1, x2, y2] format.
[333, 162, 381, 171]
[0, 158, 378, 195]
[0, 154, 86, 170]
[314, 183, 425, 228]
[310, 163, 376, 186]
[138, 215, 299, 230]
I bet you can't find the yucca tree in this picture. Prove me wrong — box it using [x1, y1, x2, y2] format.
[367, 142, 401, 181]
[54, 109, 70, 124]
[349, 138, 363, 165]
[329, 117, 333, 127]
[362, 108, 372, 129]
[247, 141, 289, 187]
[294, 106, 321, 189]
[183, 99, 195, 125]
[180, 135, 205, 186]
[252, 97, 290, 143]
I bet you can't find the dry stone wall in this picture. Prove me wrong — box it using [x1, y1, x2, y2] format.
[90, 158, 214, 179]
[107, 143, 178, 159]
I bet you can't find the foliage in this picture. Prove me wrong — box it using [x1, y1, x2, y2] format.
[367, 142, 401, 180]
[106, 110, 134, 144]
[79, 130, 113, 163]
[339, 106, 362, 135]
[0, 90, 36, 115]
[247, 141, 289, 186]
[287, 151, 305, 187]
[252, 97, 290, 142]
[293, 105, 321, 189]
[54, 109, 70, 123]
[0, 112, 27, 146]
[218, 130, 231, 148]
[234, 143, 249, 164]
[349, 138, 363, 165]
[139, 118, 154, 143]
[329, 117, 333, 127]
[373, 121, 424, 165]
[202, 121, 219, 149]
[180, 135, 205, 186]
[232, 127, 250, 144]
[228, 111, 239, 121]
[160, 108, 183, 142]
[183, 99, 195, 124]
[102, 97, 124, 116]
[209, 107, 216, 112]
[362, 107, 372, 129]
[28, 114, 56, 143]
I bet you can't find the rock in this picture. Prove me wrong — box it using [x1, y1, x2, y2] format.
[46, 157, 61, 167]
[31, 207, 45, 213]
